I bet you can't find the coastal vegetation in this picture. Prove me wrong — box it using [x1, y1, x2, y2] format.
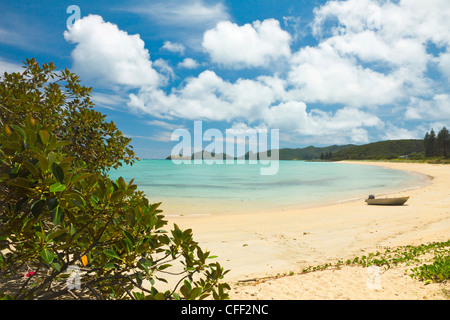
[238, 240, 450, 288]
[0, 59, 229, 300]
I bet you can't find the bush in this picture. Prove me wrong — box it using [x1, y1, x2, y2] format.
[0, 60, 229, 300]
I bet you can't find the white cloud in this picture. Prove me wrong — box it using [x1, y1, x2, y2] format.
[263, 102, 381, 143]
[439, 51, 450, 80]
[128, 70, 287, 122]
[147, 120, 182, 131]
[162, 41, 185, 54]
[90, 92, 128, 110]
[288, 43, 403, 107]
[131, 0, 229, 29]
[381, 123, 422, 141]
[0, 58, 22, 75]
[153, 58, 176, 83]
[203, 19, 292, 68]
[64, 15, 162, 89]
[405, 94, 450, 121]
[178, 58, 200, 69]
[287, 0, 450, 108]
[67, 0, 450, 147]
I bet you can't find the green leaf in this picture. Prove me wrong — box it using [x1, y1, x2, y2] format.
[51, 163, 64, 183]
[36, 154, 49, 172]
[180, 285, 190, 300]
[189, 287, 203, 300]
[103, 249, 121, 260]
[53, 140, 71, 149]
[154, 292, 165, 300]
[51, 262, 61, 271]
[51, 206, 65, 225]
[10, 125, 26, 140]
[38, 130, 50, 145]
[46, 198, 59, 211]
[47, 227, 68, 241]
[121, 239, 132, 253]
[70, 173, 91, 185]
[22, 160, 39, 177]
[122, 230, 135, 246]
[49, 182, 66, 193]
[7, 177, 35, 189]
[40, 249, 55, 264]
[31, 199, 46, 218]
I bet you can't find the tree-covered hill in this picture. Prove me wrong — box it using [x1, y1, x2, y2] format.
[330, 139, 425, 160]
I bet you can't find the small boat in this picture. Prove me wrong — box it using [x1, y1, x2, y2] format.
[365, 196, 410, 205]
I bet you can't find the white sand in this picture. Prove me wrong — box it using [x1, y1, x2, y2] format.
[166, 161, 450, 300]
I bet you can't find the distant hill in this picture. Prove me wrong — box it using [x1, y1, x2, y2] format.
[272, 144, 355, 160]
[165, 139, 426, 161]
[331, 139, 425, 160]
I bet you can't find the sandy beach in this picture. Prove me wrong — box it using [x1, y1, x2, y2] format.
[166, 161, 450, 300]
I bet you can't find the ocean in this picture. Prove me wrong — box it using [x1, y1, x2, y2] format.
[108, 160, 426, 216]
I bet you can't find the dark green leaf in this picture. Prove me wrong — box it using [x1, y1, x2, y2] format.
[22, 160, 39, 177]
[189, 287, 203, 300]
[31, 199, 46, 218]
[51, 163, 64, 183]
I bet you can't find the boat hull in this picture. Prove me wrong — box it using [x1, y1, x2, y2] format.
[365, 196, 410, 206]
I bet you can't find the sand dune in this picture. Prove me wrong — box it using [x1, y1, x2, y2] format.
[166, 161, 450, 300]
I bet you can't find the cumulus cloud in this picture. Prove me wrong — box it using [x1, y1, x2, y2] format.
[288, 43, 403, 107]
[161, 41, 185, 54]
[64, 15, 161, 89]
[405, 94, 450, 121]
[289, 0, 450, 107]
[65, 0, 450, 146]
[381, 123, 422, 141]
[178, 58, 200, 69]
[202, 19, 292, 68]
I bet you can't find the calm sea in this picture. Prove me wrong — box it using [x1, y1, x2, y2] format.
[108, 160, 426, 215]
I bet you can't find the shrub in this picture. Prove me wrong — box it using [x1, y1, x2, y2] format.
[0, 60, 229, 300]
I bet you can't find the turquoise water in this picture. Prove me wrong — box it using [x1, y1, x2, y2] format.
[108, 160, 425, 215]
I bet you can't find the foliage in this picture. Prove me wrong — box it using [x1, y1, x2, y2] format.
[255, 145, 353, 161]
[331, 139, 425, 160]
[426, 127, 450, 158]
[410, 255, 450, 283]
[0, 58, 136, 172]
[0, 60, 229, 300]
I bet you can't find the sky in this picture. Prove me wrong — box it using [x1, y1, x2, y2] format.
[1, 0, 449, 159]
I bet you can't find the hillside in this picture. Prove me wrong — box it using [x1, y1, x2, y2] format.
[274, 144, 355, 160]
[331, 139, 425, 160]
[165, 140, 426, 161]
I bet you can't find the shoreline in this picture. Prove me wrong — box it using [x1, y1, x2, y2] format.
[166, 161, 450, 299]
[159, 160, 432, 217]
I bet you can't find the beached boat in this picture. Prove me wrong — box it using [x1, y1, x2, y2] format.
[365, 196, 410, 205]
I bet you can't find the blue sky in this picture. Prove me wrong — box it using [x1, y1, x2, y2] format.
[1, 0, 449, 159]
